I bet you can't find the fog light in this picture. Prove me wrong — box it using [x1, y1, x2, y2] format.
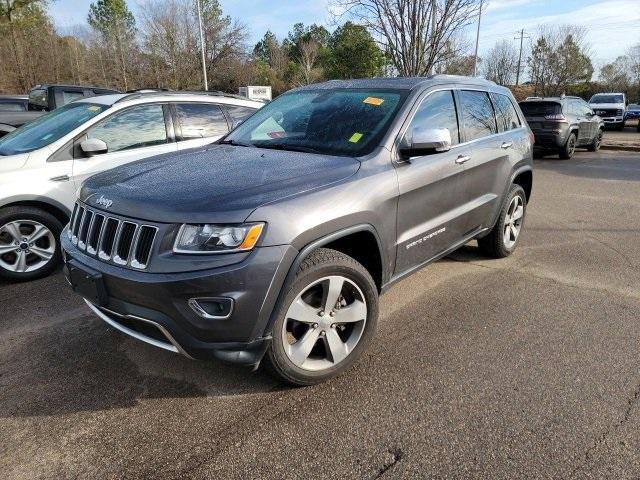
[188, 297, 234, 319]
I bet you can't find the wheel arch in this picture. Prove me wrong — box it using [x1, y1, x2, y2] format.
[511, 167, 533, 202]
[0, 196, 71, 226]
[260, 224, 385, 339]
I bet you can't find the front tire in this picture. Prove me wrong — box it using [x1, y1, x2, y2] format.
[478, 184, 527, 259]
[559, 132, 576, 159]
[587, 129, 603, 152]
[265, 248, 379, 386]
[0, 207, 63, 281]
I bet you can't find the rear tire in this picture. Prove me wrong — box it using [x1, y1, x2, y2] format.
[558, 132, 576, 159]
[264, 248, 379, 386]
[478, 184, 527, 259]
[0, 207, 63, 282]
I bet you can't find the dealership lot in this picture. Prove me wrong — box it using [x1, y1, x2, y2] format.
[1, 150, 639, 478]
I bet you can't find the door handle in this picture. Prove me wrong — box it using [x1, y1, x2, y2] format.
[501, 142, 513, 149]
[50, 175, 70, 182]
[455, 155, 470, 165]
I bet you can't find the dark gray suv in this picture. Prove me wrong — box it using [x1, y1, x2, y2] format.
[519, 96, 604, 159]
[61, 76, 533, 385]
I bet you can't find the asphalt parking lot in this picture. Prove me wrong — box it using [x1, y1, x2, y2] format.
[1, 150, 639, 479]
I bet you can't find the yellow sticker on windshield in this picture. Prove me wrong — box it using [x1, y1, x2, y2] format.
[363, 96, 384, 106]
[87, 106, 100, 112]
[348, 132, 363, 143]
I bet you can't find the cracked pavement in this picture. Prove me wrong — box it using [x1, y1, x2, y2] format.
[1, 150, 639, 479]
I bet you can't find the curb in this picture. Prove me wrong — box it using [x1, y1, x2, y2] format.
[601, 144, 640, 152]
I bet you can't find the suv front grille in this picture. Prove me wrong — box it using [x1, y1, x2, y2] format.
[68, 202, 158, 270]
[594, 108, 622, 117]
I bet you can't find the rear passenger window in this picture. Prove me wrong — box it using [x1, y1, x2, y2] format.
[408, 90, 459, 145]
[175, 103, 228, 140]
[491, 93, 520, 132]
[459, 90, 497, 141]
[225, 105, 258, 124]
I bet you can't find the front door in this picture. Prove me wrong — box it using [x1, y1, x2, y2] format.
[394, 90, 468, 274]
[72, 103, 177, 189]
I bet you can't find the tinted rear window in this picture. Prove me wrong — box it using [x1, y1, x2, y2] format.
[519, 101, 561, 116]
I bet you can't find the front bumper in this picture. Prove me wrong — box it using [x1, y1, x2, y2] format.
[602, 117, 624, 126]
[61, 234, 297, 366]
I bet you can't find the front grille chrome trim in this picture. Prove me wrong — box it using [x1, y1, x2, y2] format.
[68, 201, 158, 270]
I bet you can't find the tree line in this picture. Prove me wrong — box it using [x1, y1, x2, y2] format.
[0, 0, 485, 95]
[1, 0, 639, 102]
[483, 25, 640, 102]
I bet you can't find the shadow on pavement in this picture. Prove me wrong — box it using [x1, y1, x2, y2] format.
[1, 309, 285, 418]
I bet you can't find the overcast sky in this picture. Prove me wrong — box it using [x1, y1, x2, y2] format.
[52, 0, 640, 70]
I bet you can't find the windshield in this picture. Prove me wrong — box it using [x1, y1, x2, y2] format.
[223, 89, 407, 157]
[0, 102, 109, 155]
[590, 95, 624, 104]
[628, 104, 640, 110]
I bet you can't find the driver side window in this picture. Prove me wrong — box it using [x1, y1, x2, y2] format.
[86, 104, 168, 153]
[407, 90, 460, 145]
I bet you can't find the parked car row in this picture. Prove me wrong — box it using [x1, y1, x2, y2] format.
[0, 91, 263, 280]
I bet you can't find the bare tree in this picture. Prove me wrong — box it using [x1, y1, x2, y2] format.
[628, 43, 640, 86]
[331, 0, 481, 76]
[483, 39, 518, 85]
[296, 39, 321, 84]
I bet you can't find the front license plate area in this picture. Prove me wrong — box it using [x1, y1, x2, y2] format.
[67, 260, 108, 306]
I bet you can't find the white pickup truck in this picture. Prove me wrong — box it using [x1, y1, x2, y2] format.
[589, 93, 627, 130]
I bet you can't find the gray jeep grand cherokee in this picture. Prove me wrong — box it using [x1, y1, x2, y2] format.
[62, 76, 533, 385]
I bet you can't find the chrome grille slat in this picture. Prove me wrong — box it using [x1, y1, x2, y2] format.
[87, 214, 105, 255]
[69, 201, 157, 270]
[71, 207, 85, 244]
[78, 210, 94, 250]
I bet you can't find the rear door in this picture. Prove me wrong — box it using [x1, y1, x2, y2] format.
[571, 99, 592, 145]
[455, 90, 514, 233]
[580, 100, 598, 142]
[71, 103, 177, 188]
[394, 89, 469, 273]
[172, 102, 230, 150]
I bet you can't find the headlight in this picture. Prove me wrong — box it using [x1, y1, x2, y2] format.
[173, 223, 265, 254]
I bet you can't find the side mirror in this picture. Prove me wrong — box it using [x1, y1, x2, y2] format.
[400, 127, 452, 158]
[80, 138, 108, 156]
[585, 111, 594, 118]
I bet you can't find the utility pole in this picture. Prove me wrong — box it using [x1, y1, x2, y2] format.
[196, 0, 208, 91]
[473, 0, 483, 76]
[514, 28, 530, 86]
[430, 0, 437, 75]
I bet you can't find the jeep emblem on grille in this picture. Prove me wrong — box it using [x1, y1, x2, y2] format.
[95, 195, 113, 209]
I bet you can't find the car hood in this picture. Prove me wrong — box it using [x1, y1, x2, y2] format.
[80, 144, 360, 223]
[590, 103, 625, 110]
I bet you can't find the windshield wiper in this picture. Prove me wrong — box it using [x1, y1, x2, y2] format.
[219, 139, 253, 147]
[255, 143, 321, 154]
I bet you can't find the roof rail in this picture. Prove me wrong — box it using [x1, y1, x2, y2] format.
[114, 90, 251, 103]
